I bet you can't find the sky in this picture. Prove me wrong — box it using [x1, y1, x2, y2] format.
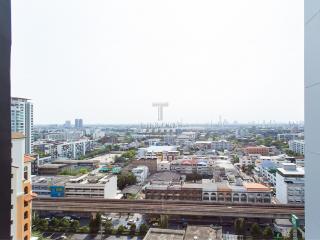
[11, 0, 304, 124]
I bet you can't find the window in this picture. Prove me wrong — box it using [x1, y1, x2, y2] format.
[24, 170, 28, 181]
[24, 186, 28, 195]
[24, 201, 28, 207]
[24, 211, 28, 219]
[24, 223, 28, 231]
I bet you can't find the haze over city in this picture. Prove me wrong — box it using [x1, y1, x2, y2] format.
[11, 0, 303, 124]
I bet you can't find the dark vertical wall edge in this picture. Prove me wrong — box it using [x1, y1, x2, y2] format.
[0, 0, 12, 239]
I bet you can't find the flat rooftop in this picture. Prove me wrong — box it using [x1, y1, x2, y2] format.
[32, 175, 72, 185]
[52, 159, 99, 164]
[184, 225, 223, 240]
[277, 166, 305, 176]
[144, 228, 185, 240]
[145, 145, 178, 152]
[38, 164, 67, 169]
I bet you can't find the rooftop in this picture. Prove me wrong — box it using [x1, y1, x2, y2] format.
[243, 183, 270, 192]
[145, 145, 178, 152]
[184, 225, 223, 240]
[24, 155, 36, 163]
[144, 228, 185, 240]
[12, 132, 25, 139]
[52, 159, 99, 164]
[277, 164, 305, 176]
[38, 164, 68, 169]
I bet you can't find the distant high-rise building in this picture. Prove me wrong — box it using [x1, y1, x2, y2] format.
[64, 120, 71, 128]
[75, 118, 83, 129]
[11, 97, 34, 154]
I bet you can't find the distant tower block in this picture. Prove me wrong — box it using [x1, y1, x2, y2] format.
[152, 102, 169, 121]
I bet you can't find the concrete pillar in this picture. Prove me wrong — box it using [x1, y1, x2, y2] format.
[305, 0, 320, 238]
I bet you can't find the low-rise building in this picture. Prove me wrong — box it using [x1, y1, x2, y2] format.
[52, 159, 100, 169]
[145, 184, 202, 201]
[244, 146, 270, 156]
[276, 163, 304, 204]
[157, 160, 171, 171]
[145, 180, 271, 204]
[32, 174, 118, 199]
[132, 157, 158, 174]
[277, 133, 301, 142]
[212, 140, 233, 151]
[144, 226, 223, 240]
[138, 145, 179, 161]
[239, 156, 255, 167]
[65, 174, 117, 198]
[132, 166, 149, 184]
[38, 164, 70, 176]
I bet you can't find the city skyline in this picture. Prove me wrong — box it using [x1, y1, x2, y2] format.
[11, 0, 303, 124]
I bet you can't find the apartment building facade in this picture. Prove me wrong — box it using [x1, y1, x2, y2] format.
[11, 133, 36, 240]
[289, 140, 305, 155]
[212, 140, 233, 151]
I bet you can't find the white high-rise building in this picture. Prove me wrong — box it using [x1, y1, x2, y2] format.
[11, 97, 34, 154]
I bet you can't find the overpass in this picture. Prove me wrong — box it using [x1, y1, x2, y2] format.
[33, 198, 304, 219]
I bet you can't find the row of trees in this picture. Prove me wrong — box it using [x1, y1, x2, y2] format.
[33, 214, 149, 236]
[234, 218, 273, 239]
[114, 149, 137, 166]
[78, 145, 113, 160]
[33, 215, 82, 233]
[59, 167, 88, 176]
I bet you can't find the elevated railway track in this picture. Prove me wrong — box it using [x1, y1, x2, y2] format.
[33, 198, 304, 219]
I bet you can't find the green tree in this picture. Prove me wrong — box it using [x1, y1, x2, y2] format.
[104, 221, 113, 235]
[49, 217, 60, 231]
[233, 155, 240, 164]
[89, 213, 102, 233]
[59, 218, 71, 231]
[38, 219, 49, 232]
[70, 220, 80, 233]
[234, 218, 245, 235]
[79, 168, 88, 174]
[117, 173, 137, 190]
[262, 226, 273, 239]
[96, 212, 102, 228]
[139, 224, 149, 235]
[250, 223, 262, 239]
[121, 150, 137, 160]
[117, 225, 126, 235]
[160, 215, 168, 229]
[79, 226, 89, 233]
[129, 223, 136, 235]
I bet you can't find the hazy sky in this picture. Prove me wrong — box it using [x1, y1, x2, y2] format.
[11, 0, 304, 124]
